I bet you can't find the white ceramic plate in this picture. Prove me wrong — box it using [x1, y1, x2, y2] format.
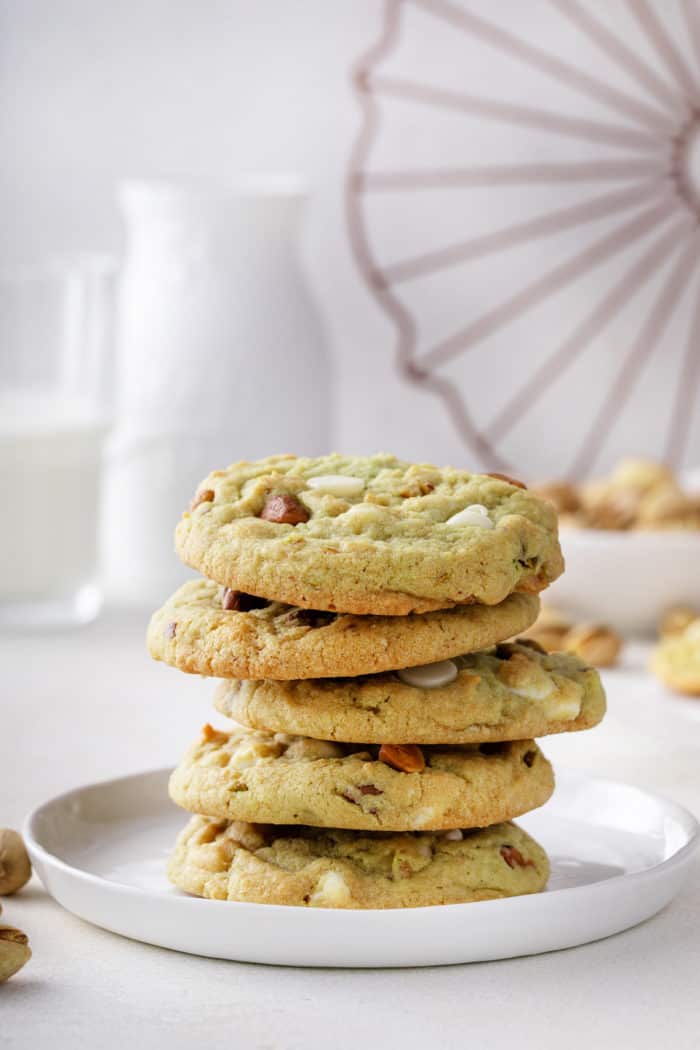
[24, 768, 698, 968]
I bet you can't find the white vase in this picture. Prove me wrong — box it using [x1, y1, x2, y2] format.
[102, 179, 330, 603]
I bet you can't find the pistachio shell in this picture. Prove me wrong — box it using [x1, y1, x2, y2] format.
[0, 926, 31, 982]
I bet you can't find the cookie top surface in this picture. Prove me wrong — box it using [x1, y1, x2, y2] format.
[215, 640, 606, 743]
[169, 724, 554, 831]
[175, 454, 563, 615]
[168, 815, 549, 908]
[651, 619, 700, 695]
[147, 579, 540, 679]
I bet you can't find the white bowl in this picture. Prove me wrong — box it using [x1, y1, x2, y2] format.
[546, 527, 700, 637]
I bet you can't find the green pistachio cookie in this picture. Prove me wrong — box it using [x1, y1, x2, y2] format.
[175, 454, 564, 615]
[169, 724, 554, 832]
[168, 816, 550, 908]
[215, 640, 606, 743]
[147, 579, 539, 679]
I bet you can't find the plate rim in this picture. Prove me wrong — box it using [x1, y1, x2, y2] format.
[23, 765, 700, 918]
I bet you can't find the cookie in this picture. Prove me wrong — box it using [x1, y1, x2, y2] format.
[650, 618, 700, 695]
[147, 579, 539, 680]
[175, 454, 563, 615]
[168, 816, 550, 908]
[169, 725, 554, 831]
[215, 640, 606, 744]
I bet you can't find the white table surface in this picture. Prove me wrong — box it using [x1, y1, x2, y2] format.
[3, 609, 700, 1049]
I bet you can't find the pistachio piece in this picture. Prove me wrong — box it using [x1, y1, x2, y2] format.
[565, 623, 622, 668]
[378, 743, 425, 773]
[190, 488, 215, 511]
[0, 925, 31, 982]
[0, 830, 31, 895]
[221, 589, 268, 612]
[500, 845, 534, 869]
[260, 494, 310, 525]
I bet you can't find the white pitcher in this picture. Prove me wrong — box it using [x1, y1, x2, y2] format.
[103, 178, 330, 603]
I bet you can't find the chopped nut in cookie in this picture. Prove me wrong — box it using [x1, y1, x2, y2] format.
[378, 743, 425, 773]
[202, 723, 232, 746]
[190, 488, 215, 511]
[341, 784, 383, 811]
[221, 588, 269, 612]
[500, 845, 534, 869]
[260, 493, 310, 525]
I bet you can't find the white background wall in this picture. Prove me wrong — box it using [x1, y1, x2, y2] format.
[3, 0, 699, 475]
[1, 0, 438, 460]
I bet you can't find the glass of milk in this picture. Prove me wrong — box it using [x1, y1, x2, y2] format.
[0, 257, 117, 628]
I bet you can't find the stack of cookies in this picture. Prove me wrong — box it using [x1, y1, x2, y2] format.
[148, 454, 606, 909]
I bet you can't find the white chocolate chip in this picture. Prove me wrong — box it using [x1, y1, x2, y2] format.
[398, 659, 459, 689]
[508, 676, 582, 721]
[227, 738, 280, 770]
[308, 474, 365, 498]
[444, 829, 463, 841]
[341, 503, 384, 526]
[309, 871, 351, 906]
[543, 695, 582, 721]
[446, 505, 494, 528]
[227, 821, 268, 851]
[509, 679, 556, 702]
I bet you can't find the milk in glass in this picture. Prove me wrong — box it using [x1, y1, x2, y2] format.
[0, 393, 104, 624]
